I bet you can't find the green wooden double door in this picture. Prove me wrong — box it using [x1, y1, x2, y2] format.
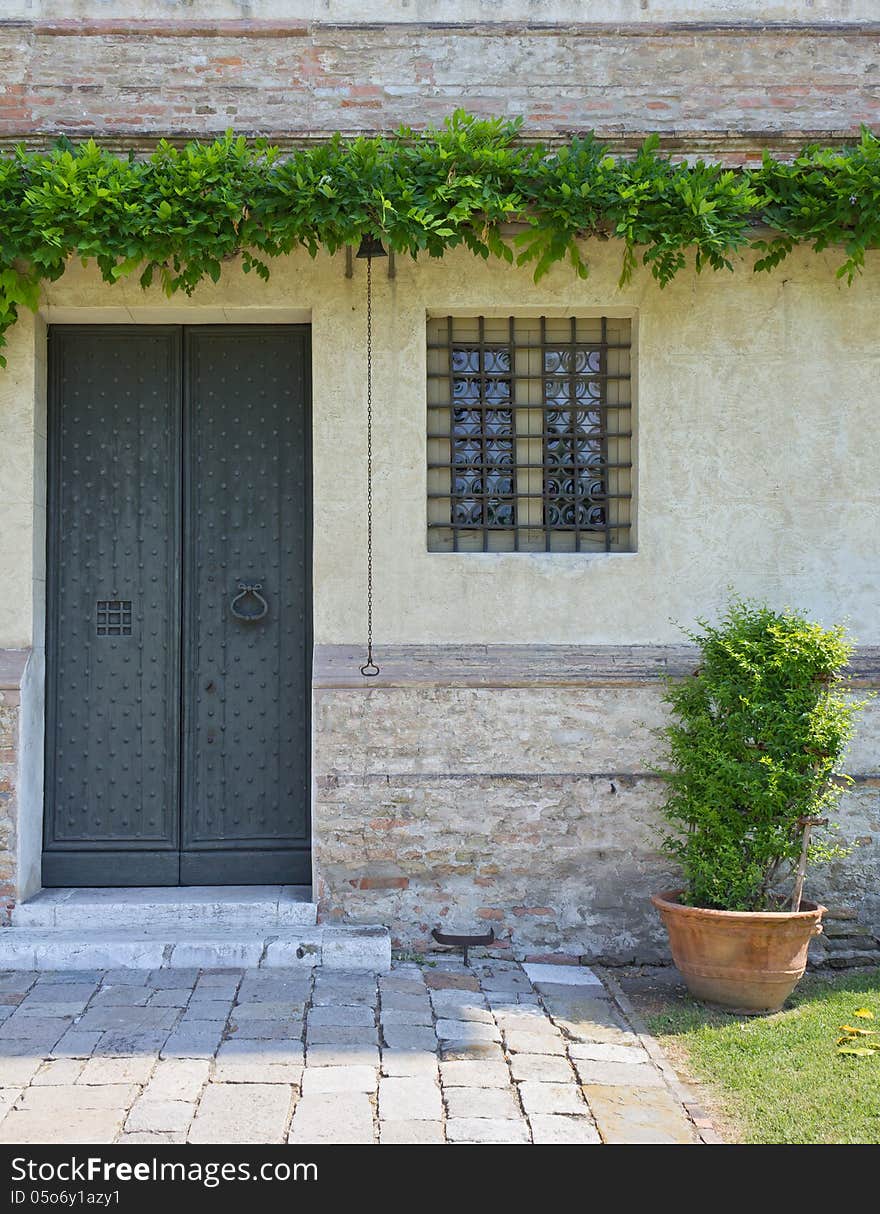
[43, 326, 312, 886]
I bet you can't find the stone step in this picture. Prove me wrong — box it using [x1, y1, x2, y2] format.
[0, 924, 391, 972]
[824, 933, 879, 951]
[821, 947, 880, 969]
[12, 885, 317, 930]
[823, 921, 872, 939]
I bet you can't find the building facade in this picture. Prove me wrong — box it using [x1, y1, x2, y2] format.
[0, 1, 878, 964]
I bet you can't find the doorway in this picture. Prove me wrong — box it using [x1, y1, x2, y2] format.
[43, 325, 312, 885]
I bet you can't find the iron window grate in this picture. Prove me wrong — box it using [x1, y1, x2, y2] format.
[427, 316, 633, 553]
[96, 599, 133, 636]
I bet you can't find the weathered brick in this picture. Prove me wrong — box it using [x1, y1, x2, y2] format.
[3, 22, 880, 149]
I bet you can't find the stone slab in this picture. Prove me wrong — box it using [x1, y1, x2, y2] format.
[0, 1016, 76, 1042]
[434, 1019, 500, 1043]
[144, 1059, 211, 1101]
[16, 1084, 139, 1112]
[583, 1084, 697, 1145]
[380, 977, 430, 996]
[51, 1030, 104, 1059]
[445, 1117, 530, 1144]
[168, 941, 264, 969]
[573, 1058, 665, 1088]
[306, 1025, 378, 1046]
[440, 1040, 506, 1063]
[117, 1131, 187, 1145]
[308, 1005, 376, 1028]
[288, 1092, 374, 1145]
[503, 1030, 567, 1056]
[379, 1007, 433, 1026]
[31, 1058, 86, 1086]
[0, 926, 387, 973]
[529, 1114, 602, 1145]
[305, 1044, 381, 1069]
[0, 1108, 127, 1144]
[73, 1006, 179, 1034]
[381, 1025, 437, 1051]
[508, 1053, 575, 1083]
[523, 964, 604, 988]
[378, 1076, 443, 1121]
[439, 1060, 511, 1089]
[214, 1040, 303, 1084]
[0, 936, 167, 972]
[380, 1120, 445, 1144]
[378, 992, 433, 1012]
[188, 1083, 293, 1145]
[160, 1022, 226, 1059]
[380, 1051, 439, 1078]
[228, 1018, 304, 1040]
[125, 1100, 195, 1134]
[444, 1086, 521, 1120]
[518, 1081, 588, 1116]
[13, 887, 316, 930]
[570, 1041, 652, 1065]
[301, 1065, 378, 1095]
[77, 1056, 156, 1086]
[320, 927, 392, 973]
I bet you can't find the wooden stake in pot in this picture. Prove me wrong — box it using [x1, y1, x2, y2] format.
[790, 816, 828, 912]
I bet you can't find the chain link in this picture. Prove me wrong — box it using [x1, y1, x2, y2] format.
[360, 254, 379, 678]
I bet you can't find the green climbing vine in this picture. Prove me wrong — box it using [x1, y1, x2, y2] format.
[2, 110, 880, 364]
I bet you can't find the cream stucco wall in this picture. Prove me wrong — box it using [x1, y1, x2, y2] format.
[0, 313, 46, 654]
[0, 244, 878, 940]
[0, 240, 879, 651]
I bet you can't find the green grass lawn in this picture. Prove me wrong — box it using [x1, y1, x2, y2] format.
[644, 968, 880, 1144]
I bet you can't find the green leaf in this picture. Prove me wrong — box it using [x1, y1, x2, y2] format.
[0, 116, 877, 361]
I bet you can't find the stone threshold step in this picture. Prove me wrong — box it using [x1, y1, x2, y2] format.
[0, 925, 390, 972]
[12, 885, 316, 929]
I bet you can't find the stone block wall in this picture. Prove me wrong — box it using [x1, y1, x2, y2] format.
[313, 645, 880, 964]
[0, 691, 18, 921]
[0, 653, 29, 923]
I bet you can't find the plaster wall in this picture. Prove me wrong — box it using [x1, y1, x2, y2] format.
[0, 241, 878, 649]
[0, 244, 877, 954]
[3, 3, 874, 20]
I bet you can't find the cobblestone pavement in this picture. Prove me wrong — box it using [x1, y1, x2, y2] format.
[0, 958, 705, 1145]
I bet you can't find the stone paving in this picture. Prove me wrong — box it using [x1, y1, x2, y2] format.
[0, 958, 703, 1145]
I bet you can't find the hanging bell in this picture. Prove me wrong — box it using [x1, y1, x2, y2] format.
[355, 233, 387, 260]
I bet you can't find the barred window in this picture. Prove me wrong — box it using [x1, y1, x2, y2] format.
[427, 316, 633, 553]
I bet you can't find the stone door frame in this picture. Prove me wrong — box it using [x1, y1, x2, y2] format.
[11, 305, 316, 906]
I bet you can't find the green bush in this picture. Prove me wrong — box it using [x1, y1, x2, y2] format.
[658, 599, 868, 912]
[4, 114, 880, 365]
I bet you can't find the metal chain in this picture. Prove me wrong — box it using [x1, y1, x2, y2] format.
[360, 255, 379, 677]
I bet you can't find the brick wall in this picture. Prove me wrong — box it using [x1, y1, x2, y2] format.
[1, 17, 879, 152]
[313, 647, 880, 964]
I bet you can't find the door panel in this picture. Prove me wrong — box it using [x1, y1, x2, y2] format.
[182, 328, 311, 884]
[44, 325, 312, 887]
[44, 328, 182, 886]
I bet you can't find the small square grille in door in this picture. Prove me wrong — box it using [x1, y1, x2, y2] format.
[96, 599, 132, 636]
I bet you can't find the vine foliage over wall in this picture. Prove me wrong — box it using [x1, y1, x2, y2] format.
[1, 111, 879, 363]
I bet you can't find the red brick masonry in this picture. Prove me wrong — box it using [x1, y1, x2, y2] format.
[1, 20, 879, 152]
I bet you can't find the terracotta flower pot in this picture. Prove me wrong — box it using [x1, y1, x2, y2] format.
[651, 889, 826, 1014]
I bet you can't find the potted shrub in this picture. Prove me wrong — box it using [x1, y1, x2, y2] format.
[651, 598, 868, 1013]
